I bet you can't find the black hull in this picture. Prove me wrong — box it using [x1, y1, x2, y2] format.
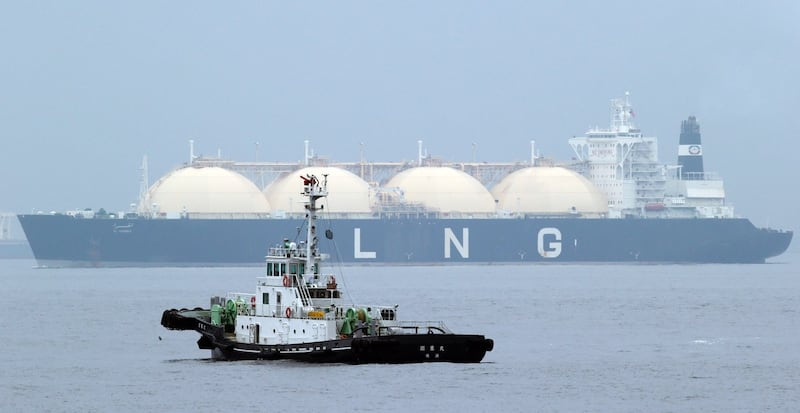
[161, 309, 493, 364]
[350, 334, 493, 364]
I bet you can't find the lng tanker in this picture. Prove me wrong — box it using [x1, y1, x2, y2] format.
[18, 95, 793, 267]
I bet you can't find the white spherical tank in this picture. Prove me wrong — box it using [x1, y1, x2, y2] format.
[491, 167, 607, 215]
[145, 166, 270, 214]
[383, 167, 496, 214]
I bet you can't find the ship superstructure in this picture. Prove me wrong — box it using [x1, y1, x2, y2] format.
[568, 93, 731, 219]
[569, 93, 661, 217]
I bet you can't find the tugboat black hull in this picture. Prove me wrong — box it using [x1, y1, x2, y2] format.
[351, 334, 493, 364]
[161, 309, 493, 364]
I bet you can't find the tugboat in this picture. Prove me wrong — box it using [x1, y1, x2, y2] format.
[161, 174, 493, 363]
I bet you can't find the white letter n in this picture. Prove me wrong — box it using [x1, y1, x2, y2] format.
[444, 228, 469, 259]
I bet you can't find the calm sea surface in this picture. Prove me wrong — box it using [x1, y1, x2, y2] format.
[2, 251, 799, 412]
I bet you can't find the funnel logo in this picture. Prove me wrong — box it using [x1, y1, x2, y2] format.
[679, 144, 703, 156]
[537, 228, 562, 258]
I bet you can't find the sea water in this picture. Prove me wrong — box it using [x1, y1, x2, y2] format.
[1, 251, 798, 412]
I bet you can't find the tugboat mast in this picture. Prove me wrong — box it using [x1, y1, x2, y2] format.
[302, 173, 327, 278]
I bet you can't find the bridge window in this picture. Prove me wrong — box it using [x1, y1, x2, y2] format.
[280, 263, 286, 275]
[289, 263, 298, 274]
[262, 293, 269, 305]
[380, 308, 396, 320]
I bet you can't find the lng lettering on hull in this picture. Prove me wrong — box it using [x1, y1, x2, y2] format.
[16, 213, 793, 266]
[352, 227, 563, 260]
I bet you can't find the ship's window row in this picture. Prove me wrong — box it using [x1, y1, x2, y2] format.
[267, 262, 312, 276]
[266, 263, 290, 276]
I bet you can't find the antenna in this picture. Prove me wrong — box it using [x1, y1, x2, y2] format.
[359, 142, 365, 179]
[0, 213, 10, 240]
[189, 139, 195, 164]
[610, 92, 635, 132]
[301, 173, 328, 277]
[472, 142, 477, 163]
[138, 155, 149, 212]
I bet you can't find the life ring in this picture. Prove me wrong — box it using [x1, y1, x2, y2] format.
[250, 296, 256, 307]
[285, 307, 292, 318]
[282, 275, 290, 287]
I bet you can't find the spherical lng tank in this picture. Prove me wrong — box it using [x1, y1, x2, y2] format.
[491, 166, 607, 215]
[143, 166, 271, 215]
[383, 166, 496, 214]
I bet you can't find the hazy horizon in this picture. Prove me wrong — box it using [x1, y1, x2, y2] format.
[1, 1, 797, 234]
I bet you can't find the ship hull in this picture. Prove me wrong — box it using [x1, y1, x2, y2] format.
[19, 214, 793, 267]
[161, 309, 493, 364]
[207, 334, 492, 364]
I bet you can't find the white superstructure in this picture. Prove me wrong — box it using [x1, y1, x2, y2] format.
[217, 174, 404, 349]
[569, 93, 732, 218]
[568, 92, 664, 217]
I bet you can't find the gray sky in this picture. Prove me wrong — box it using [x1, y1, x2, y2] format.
[1, 1, 798, 233]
